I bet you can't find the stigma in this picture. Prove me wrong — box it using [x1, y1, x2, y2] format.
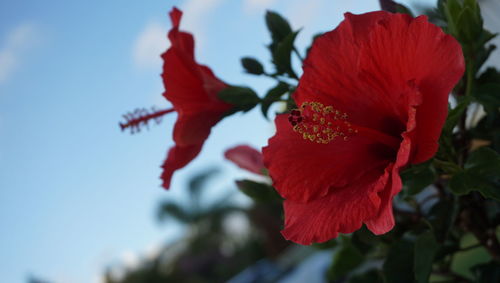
[288, 102, 357, 144]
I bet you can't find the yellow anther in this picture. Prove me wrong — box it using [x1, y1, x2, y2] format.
[291, 101, 356, 145]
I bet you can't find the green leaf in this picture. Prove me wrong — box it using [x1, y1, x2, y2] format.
[401, 161, 437, 196]
[312, 239, 338, 250]
[236, 180, 281, 202]
[379, 0, 414, 16]
[265, 11, 292, 49]
[328, 236, 364, 281]
[261, 82, 289, 118]
[395, 3, 414, 16]
[456, 6, 482, 43]
[272, 30, 300, 78]
[443, 96, 473, 135]
[218, 86, 260, 113]
[351, 225, 379, 254]
[449, 170, 476, 195]
[444, 0, 462, 37]
[414, 231, 438, 283]
[471, 261, 500, 283]
[439, 96, 472, 160]
[428, 198, 459, 243]
[348, 269, 384, 283]
[449, 147, 500, 201]
[241, 57, 265, 75]
[157, 202, 192, 223]
[383, 238, 415, 283]
[188, 168, 219, 200]
[474, 83, 500, 122]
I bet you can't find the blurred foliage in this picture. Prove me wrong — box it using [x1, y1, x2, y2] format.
[103, 169, 288, 282]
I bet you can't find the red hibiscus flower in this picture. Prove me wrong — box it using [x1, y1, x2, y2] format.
[160, 7, 232, 189]
[262, 11, 464, 245]
[224, 145, 265, 175]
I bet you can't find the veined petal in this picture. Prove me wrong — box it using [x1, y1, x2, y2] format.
[282, 168, 391, 245]
[263, 114, 393, 202]
[359, 14, 465, 163]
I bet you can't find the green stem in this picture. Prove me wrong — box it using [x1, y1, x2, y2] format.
[293, 47, 304, 62]
[464, 58, 474, 97]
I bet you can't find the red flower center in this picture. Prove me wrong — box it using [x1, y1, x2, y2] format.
[288, 101, 401, 148]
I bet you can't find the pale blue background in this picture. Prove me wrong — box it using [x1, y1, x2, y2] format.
[0, 0, 452, 282]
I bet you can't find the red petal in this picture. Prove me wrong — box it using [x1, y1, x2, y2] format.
[161, 144, 203, 189]
[281, 169, 391, 245]
[263, 115, 393, 202]
[224, 145, 264, 175]
[169, 7, 182, 28]
[173, 110, 224, 146]
[294, 11, 405, 136]
[366, 93, 418, 234]
[359, 14, 465, 163]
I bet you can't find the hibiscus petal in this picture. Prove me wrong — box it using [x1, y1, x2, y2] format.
[366, 93, 418, 234]
[224, 145, 264, 175]
[282, 169, 391, 245]
[359, 14, 465, 163]
[161, 8, 229, 111]
[293, 11, 405, 136]
[160, 144, 203, 189]
[173, 110, 225, 146]
[263, 114, 392, 202]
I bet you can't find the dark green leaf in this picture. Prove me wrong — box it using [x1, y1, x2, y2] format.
[443, 0, 462, 36]
[265, 11, 292, 48]
[236, 180, 281, 202]
[414, 231, 438, 283]
[428, 198, 459, 243]
[351, 225, 379, 254]
[312, 239, 338, 250]
[456, 6, 482, 42]
[471, 261, 500, 283]
[443, 96, 472, 135]
[188, 168, 219, 200]
[218, 86, 260, 113]
[449, 170, 476, 195]
[401, 162, 437, 196]
[383, 238, 415, 283]
[348, 269, 384, 283]
[379, 0, 414, 16]
[241, 57, 265, 75]
[157, 202, 192, 223]
[261, 82, 289, 118]
[272, 31, 300, 78]
[449, 147, 500, 201]
[328, 236, 364, 281]
[474, 83, 500, 122]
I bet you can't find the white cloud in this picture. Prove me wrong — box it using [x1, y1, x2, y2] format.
[0, 23, 39, 85]
[133, 22, 169, 69]
[286, 0, 323, 29]
[243, 0, 277, 12]
[180, 0, 225, 49]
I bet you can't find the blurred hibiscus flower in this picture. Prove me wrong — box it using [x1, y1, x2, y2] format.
[160, 7, 232, 189]
[263, 11, 464, 245]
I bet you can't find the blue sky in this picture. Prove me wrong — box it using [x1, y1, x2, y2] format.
[0, 0, 444, 282]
